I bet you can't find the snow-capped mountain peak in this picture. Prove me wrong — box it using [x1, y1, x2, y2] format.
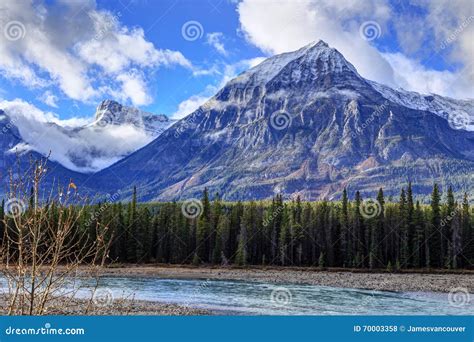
[298, 40, 359, 75]
[93, 99, 173, 135]
[230, 40, 359, 88]
[227, 40, 473, 132]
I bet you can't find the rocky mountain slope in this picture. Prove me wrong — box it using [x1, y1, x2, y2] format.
[90, 41, 474, 201]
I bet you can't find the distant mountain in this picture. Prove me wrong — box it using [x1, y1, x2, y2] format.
[0, 109, 88, 195]
[64, 100, 175, 172]
[0, 100, 175, 173]
[90, 100, 173, 135]
[91, 40, 474, 201]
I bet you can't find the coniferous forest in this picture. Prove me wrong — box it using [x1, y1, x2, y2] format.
[1, 183, 473, 270]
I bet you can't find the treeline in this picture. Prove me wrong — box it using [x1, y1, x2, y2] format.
[1, 183, 473, 269]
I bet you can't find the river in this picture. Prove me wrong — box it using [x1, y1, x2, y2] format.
[74, 276, 474, 315]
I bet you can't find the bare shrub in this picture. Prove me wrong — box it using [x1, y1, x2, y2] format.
[0, 156, 110, 315]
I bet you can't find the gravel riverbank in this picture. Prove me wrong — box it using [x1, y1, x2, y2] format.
[0, 295, 211, 315]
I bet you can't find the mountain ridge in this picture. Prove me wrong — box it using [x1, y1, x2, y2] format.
[1, 41, 473, 201]
[89, 40, 474, 201]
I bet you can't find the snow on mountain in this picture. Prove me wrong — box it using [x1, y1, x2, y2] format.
[2, 40, 473, 200]
[369, 81, 474, 131]
[232, 39, 473, 132]
[92, 40, 474, 201]
[229, 40, 360, 88]
[91, 100, 173, 136]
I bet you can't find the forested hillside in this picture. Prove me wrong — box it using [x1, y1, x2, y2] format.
[1, 183, 472, 270]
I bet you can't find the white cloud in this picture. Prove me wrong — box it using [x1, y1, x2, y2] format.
[0, 0, 192, 105]
[172, 94, 210, 120]
[0, 0, 96, 100]
[0, 57, 49, 89]
[76, 21, 192, 74]
[237, 0, 396, 87]
[115, 72, 152, 106]
[38, 90, 59, 108]
[237, 0, 473, 99]
[206, 32, 228, 56]
[412, 0, 474, 66]
[247, 57, 266, 68]
[382, 53, 472, 99]
[389, 0, 474, 98]
[0, 99, 156, 172]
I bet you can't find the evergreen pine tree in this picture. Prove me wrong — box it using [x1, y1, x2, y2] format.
[196, 188, 211, 262]
[126, 186, 138, 262]
[399, 188, 409, 268]
[444, 186, 456, 267]
[429, 183, 442, 268]
[461, 193, 473, 266]
[340, 188, 350, 267]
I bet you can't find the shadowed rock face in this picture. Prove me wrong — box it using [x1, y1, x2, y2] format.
[91, 41, 474, 201]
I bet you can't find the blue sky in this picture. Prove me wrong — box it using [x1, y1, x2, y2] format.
[99, 0, 263, 116]
[0, 0, 472, 122]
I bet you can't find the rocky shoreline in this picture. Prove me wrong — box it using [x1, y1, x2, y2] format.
[0, 295, 211, 316]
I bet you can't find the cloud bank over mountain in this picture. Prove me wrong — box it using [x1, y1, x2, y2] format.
[0, 99, 171, 172]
